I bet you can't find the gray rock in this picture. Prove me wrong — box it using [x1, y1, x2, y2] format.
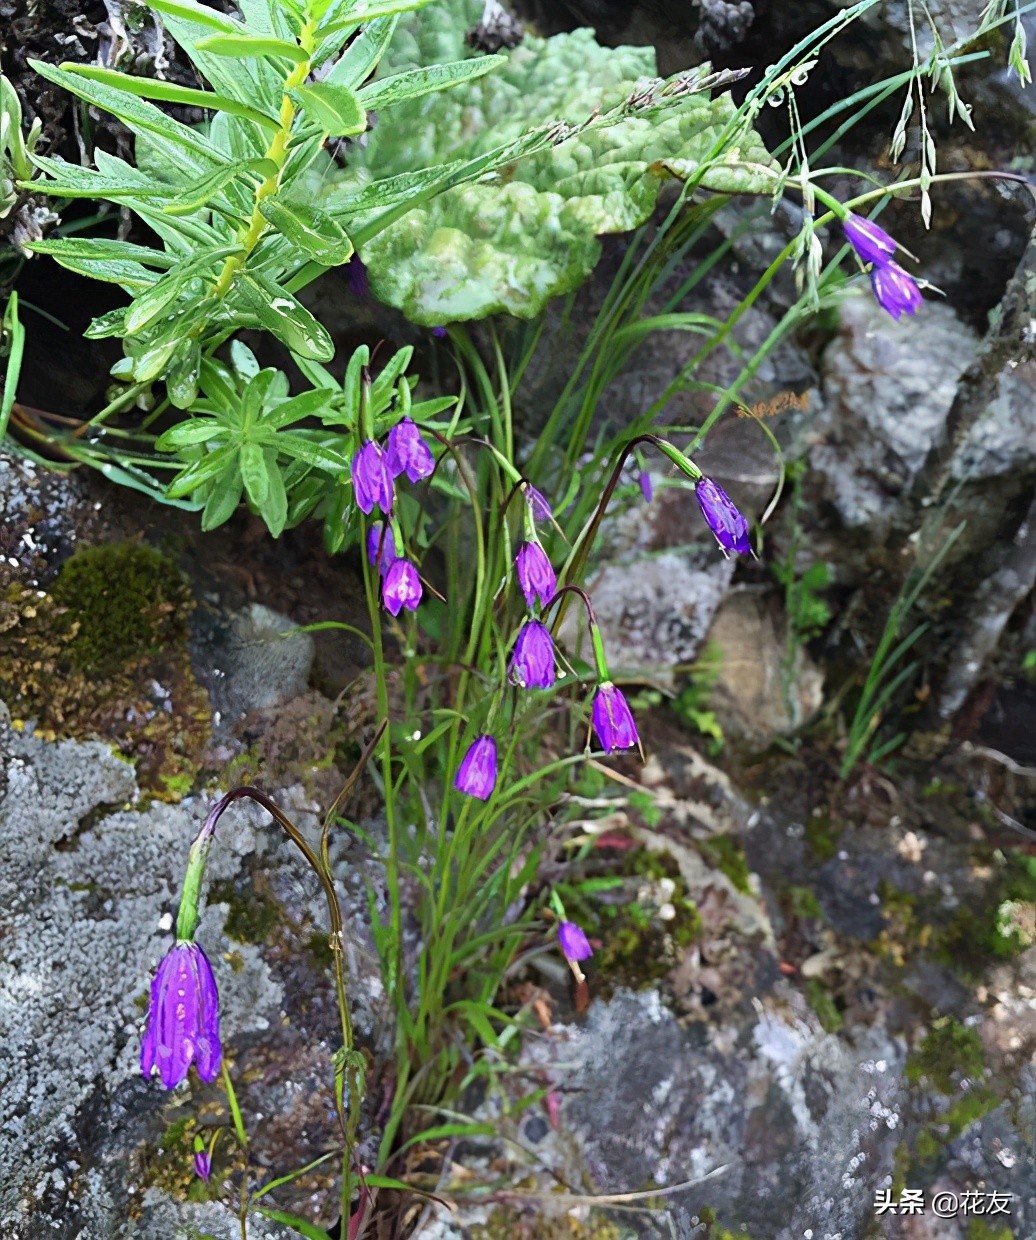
[190, 602, 315, 729]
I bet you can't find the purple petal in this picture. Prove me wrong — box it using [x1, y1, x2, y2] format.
[694, 477, 751, 556]
[514, 542, 556, 610]
[509, 620, 555, 689]
[558, 920, 593, 963]
[843, 212, 897, 266]
[382, 558, 423, 616]
[870, 261, 923, 320]
[454, 735, 498, 800]
[591, 682, 639, 753]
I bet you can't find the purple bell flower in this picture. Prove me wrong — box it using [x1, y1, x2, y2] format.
[431, 325, 448, 338]
[141, 941, 222, 1090]
[194, 1146, 212, 1182]
[870, 261, 923, 320]
[558, 920, 593, 964]
[523, 484, 552, 523]
[367, 522, 397, 577]
[591, 681, 639, 753]
[352, 440, 393, 515]
[509, 619, 555, 689]
[515, 542, 556, 610]
[695, 477, 751, 557]
[346, 254, 368, 298]
[454, 734, 497, 800]
[382, 557, 423, 616]
[638, 471, 653, 503]
[843, 212, 897, 267]
[385, 417, 435, 483]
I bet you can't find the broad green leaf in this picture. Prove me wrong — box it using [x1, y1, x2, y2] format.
[146, 0, 244, 34]
[84, 307, 130, 339]
[357, 54, 504, 110]
[201, 470, 244, 529]
[155, 420, 223, 450]
[162, 158, 276, 216]
[165, 338, 202, 407]
[28, 152, 174, 202]
[262, 447, 289, 535]
[318, 0, 436, 38]
[133, 339, 180, 382]
[261, 387, 336, 429]
[37, 255, 160, 290]
[58, 64, 280, 131]
[26, 238, 176, 268]
[165, 443, 237, 497]
[269, 433, 349, 472]
[240, 440, 270, 507]
[196, 33, 309, 63]
[320, 0, 777, 323]
[235, 273, 336, 361]
[29, 60, 222, 170]
[292, 82, 366, 136]
[259, 197, 353, 264]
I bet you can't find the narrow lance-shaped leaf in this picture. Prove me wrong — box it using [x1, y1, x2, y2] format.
[162, 158, 277, 217]
[58, 64, 280, 131]
[234, 273, 336, 362]
[195, 33, 309, 63]
[146, 0, 245, 34]
[259, 197, 353, 265]
[357, 55, 505, 110]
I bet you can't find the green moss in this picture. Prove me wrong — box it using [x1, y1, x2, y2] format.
[628, 789, 663, 829]
[49, 542, 192, 674]
[905, 1019, 985, 1093]
[788, 886, 823, 921]
[209, 877, 282, 945]
[804, 978, 843, 1033]
[967, 1221, 1014, 1240]
[803, 812, 839, 861]
[699, 835, 751, 894]
[0, 544, 208, 796]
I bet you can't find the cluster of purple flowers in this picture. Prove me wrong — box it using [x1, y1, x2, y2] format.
[843, 212, 922, 320]
[355, 418, 436, 616]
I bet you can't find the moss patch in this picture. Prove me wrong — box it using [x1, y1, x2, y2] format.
[0, 542, 208, 796]
[698, 834, 752, 894]
[905, 1019, 985, 1093]
[469, 1207, 621, 1240]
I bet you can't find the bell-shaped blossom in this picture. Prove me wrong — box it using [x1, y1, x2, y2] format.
[141, 941, 222, 1090]
[695, 477, 751, 557]
[591, 682, 639, 753]
[352, 441, 393, 515]
[639, 471, 653, 503]
[193, 1145, 212, 1182]
[509, 620, 555, 689]
[523, 484, 552, 523]
[367, 522, 397, 577]
[870, 261, 923, 320]
[454, 734, 498, 800]
[558, 920, 593, 964]
[843, 212, 897, 267]
[385, 417, 435, 483]
[515, 541, 556, 609]
[382, 557, 423, 616]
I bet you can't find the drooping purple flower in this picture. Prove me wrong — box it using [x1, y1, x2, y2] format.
[366, 522, 397, 577]
[382, 557, 423, 616]
[591, 681, 639, 753]
[385, 417, 435, 483]
[346, 254, 368, 298]
[454, 734, 497, 800]
[870, 261, 923, 321]
[639, 471, 653, 503]
[523, 484, 552, 523]
[352, 440, 393, 515]
[843, 212, 897, 267]
[141, 941, 222, 1090]
[509, 620, 555, 689]
[695, 477, 751, 557]
[515, 541, 556, 609]
[193, 1145, 212, 1182]
[558, 920, 593, 964]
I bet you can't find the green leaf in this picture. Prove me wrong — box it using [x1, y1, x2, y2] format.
[269, 433, 349, 473]
[292, 83, 366, 136]
[320, 0, 776, 323]
[146, 0, 244, 34]
[58, 64, 280, 131]
[124, 245, 240, 335]
[29, 60, 222, 169]
[26, 238, 177, 268]
[318, 14, 397, 80]
[240, 440, 269, 508]
[201, 470, 244, 529]
[254, 1207, 334, 1240]
[261, 387, 336, 429]
[318, 0, 436, 38]
[234, 273, 336, 361]
[155, 419, 223, 451]
[259, 197, 354, 265]
[84, 307, 130, 340]
[38, 256, 161, 290]
[357, 54, 504, 110]
[1, 292, 26, 442]
[161, 158, 276, 216]
[195, 33, 309, 63]
[262, 448, 289, 535]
